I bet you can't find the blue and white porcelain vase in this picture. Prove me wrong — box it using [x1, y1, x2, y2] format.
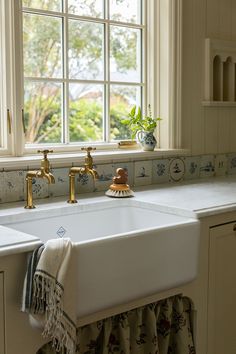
[137, 131, 157, 151]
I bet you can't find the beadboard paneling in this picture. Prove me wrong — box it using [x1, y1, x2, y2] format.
[191, 0, 205, 155]
[229, 109, 236, 151]
[232, 1, 236, 40]
[182, 0, 236, 154]
[182, 0, 194, 151]
[219, 0, 232, 40]
[218, 108, 230, 153]
[206, 0, 220, 38]
[204, 107, 218, 154]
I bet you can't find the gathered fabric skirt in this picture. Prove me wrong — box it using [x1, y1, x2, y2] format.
[37, 295, 195, 354]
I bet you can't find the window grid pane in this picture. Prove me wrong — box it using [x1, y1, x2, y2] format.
[24, 81, 63, 144]
[69, 83, 104, 143]
[110, 84, 141, 141]
[22, 0, 62, 12]
[68, 19, 104, 80]
[110, 25, 141, 83]
[22, 0, 144, 145]
[23, 13, 63, 79]
[109, 0, 142, 25]
[68, 0, 104, 18]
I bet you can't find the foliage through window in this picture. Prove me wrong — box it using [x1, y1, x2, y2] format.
[22, 0, 144, 146]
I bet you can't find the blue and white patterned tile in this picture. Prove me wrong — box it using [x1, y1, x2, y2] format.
[169, 158, 185, 182]
[152, 159, 170, 184]
[134, 160, 152, 186]
[49, 168, 69, 197]
[227, 153, 236, 175]
[199, 155, 215, 178]
[22, 171, 49, 200]
[114, 162, 134, 186]
[32, 178, 49, 199]
[184, 156, 200, 180]
[0, 172, 5, 203]
[3, 170, 25, 203]
[93, 164, 115, 192]
[215, 154, 227, 176]
[77, 173, 95, 194]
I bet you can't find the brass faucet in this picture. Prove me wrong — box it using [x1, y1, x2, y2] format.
[67, 147, 99, 204]
[25, 150, 55, 209]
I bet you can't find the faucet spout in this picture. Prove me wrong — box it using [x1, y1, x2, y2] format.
[25, 150, 55, 209]
[86, 168, 99, 180]
[44, 172, 55, 184]
[67, 147, 98, 204]
[48, 172, 55, 184]
[37, 170, 55, 184]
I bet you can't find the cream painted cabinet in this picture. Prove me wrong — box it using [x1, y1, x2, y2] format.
[0, 272, 5, 354]
[208, 221, 236, 354]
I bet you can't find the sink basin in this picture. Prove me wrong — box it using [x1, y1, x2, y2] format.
[3, 199, 200, 317]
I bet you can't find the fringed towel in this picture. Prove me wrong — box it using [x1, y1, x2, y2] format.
[22, 238, 77, 354]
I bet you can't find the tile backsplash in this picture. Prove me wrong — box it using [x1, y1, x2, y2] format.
[1, 153, 236, 205]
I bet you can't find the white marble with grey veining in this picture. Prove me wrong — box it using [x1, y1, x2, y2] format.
[1, 175, 236, 256]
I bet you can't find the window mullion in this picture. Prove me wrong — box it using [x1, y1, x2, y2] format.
[63, 0, 69, 145]
[0, 0, 7, 150]
[12, 0, 24, 156]
[104, 0, 110, 143]
[141, 0, 146, 114]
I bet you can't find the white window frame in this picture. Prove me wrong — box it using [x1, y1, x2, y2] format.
[0, 0, 14, 156]
[19, 0, 147, 154]
[0, 0, 183, 158]
[147, 0, 182, 150]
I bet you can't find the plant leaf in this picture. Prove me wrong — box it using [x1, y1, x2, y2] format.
[130, 105, 136, 117]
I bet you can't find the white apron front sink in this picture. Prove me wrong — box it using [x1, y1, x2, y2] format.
[3, 199, 200, 317]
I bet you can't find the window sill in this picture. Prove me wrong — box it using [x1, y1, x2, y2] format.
[0, 148, 190, 171]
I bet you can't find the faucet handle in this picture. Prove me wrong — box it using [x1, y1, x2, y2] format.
[38, 149, 53, 160]
[81, 147, 96, 168]
[81, 147, 96, 156]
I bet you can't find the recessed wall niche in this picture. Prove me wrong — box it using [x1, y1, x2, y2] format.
[205, 39, 236, 106]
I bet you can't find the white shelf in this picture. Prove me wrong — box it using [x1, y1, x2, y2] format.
[205, 38, 236, 102]
[202, 101, 236, 107]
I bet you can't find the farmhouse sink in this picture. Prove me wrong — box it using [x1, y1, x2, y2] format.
[3, 199, 200, 317]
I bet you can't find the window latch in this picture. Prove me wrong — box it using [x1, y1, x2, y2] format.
[7, 109, 12, 135]
[22, 109, 26, 134]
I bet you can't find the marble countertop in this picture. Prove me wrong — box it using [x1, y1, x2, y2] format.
[134, 175, 236, 218]
[0, 225, 41, 257]
[1, 175, 236, 256]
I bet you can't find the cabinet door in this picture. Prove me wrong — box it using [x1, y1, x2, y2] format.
[0, 272, 5, 354]
[208, 222, 236, 354]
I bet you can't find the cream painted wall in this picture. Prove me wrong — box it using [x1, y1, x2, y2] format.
[182, 0, 236, 155]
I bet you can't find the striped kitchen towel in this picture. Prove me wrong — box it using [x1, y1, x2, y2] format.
[22, 238, 76, 354]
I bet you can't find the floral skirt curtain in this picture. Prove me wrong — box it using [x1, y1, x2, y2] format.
[37, 295, 195, 354]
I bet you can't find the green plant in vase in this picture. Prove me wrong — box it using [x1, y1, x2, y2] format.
[121, 104, 161, 151]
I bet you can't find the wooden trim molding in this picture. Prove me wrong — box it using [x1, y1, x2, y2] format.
[158, 0, 183, 149]
[169, 0, 183, 149]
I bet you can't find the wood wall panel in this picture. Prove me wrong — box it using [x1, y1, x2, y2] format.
[182, 0, 236, 154]
[204, 107, 218, 154]
[229, 109, 236, 151]
[206, 0, 219, 38]
[218, 108, 231, 153]
[0, 272, 5, 354]
[219, 0, 232, 40]
[191, 0, 205, 155]
[181, 0, 194, 150]
[231, 1, 236, 40]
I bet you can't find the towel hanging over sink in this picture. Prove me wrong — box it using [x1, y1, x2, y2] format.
[22, 238, 77, 354]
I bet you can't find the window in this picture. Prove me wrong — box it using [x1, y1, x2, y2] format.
[0, 0, 12, 155]
[0, 0, 182, 158]
[21, 0, 145, 148]
[0, 6, 4, 149]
